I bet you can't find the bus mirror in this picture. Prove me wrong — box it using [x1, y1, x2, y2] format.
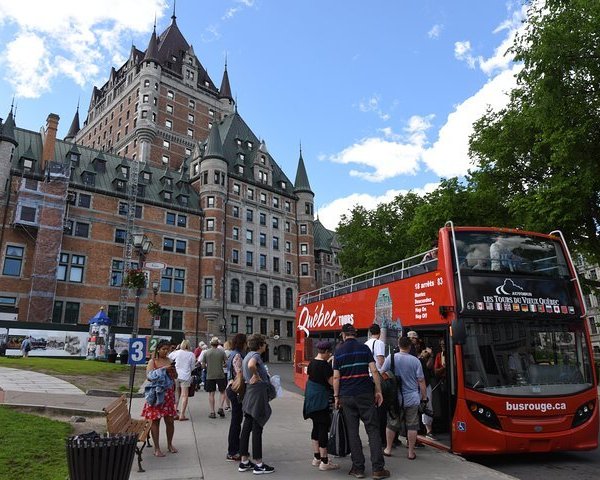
[451, 318, 466, 345]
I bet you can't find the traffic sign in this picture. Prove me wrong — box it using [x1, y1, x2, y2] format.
[129, 338, 147, 365]
[144, 262, 166, 270]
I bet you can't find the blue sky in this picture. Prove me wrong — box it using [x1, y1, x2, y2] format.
[0, 0, 525, 230]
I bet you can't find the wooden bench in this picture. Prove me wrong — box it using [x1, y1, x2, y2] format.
[103, 395, 152, 472]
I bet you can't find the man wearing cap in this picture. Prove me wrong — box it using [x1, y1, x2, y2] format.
[333, 323, 389, 479]
[203, 337, 227, 418]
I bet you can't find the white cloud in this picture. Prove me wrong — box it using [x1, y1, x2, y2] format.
[0, 0, 168, 98]
[428, 24, 442, 39]
[318, 183, 439, 230]
[222, 0, 256, 20]
[454, 40, 476, 69]
[358, 94, 391, 121]
[421, 66, 519, 177]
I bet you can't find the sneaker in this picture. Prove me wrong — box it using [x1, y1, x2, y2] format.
[348, 467, 366, 479]
[372, 469, 390, 480]
[218, 408, 226, 417]
[319, 461, 340, 471]
[238, 461, 256, 472]
[253, 463, 275, 475]
[311, 458, 321, 467]
[425, 433, 437, 441]
[209, 412, 216, 419]
[227, 454, 241, 462]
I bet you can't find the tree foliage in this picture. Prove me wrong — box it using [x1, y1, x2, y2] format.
[469, 0, 600, 260]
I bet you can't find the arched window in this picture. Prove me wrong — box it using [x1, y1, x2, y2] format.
[285, 288, 294, 310]
[259, 283, 268, 307]
[245, 281, 254, 305]
[273, 286, 281, 309]
[230, 279, 239, 303]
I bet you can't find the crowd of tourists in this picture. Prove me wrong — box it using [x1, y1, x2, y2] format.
[140, 325, 445, 478]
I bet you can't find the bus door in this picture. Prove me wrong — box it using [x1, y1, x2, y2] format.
[422, 329, 453, 448]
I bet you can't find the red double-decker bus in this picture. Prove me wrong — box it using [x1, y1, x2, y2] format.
[294, 222, 598, 454]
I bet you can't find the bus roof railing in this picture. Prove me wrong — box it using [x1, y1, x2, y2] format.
[299, 247, 438, 305]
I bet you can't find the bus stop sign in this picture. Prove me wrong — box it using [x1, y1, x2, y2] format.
[128, 338, 147, 365]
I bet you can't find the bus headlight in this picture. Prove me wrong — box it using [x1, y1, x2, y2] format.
[571, 400, 595, 428]
[467, 401, 502, 430]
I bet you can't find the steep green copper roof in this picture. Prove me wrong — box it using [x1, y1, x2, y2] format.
[206, 111, 295, 197]
[0, 108, 18, 146]
[294, 148, 313, 195]
[11, 127, 201, 213]
[203, 123, 225, 160]
[314, 219, 335, 253]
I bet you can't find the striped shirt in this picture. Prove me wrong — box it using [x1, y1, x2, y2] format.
[333, 338, 374, 397]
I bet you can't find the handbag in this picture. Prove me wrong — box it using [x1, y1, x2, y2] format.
[327, 408, 351, 457]
[231, 370, 246, 397]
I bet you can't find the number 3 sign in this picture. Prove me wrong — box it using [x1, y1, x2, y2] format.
[129, 338, 147, 365]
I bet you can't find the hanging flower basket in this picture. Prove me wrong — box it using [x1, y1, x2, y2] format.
[123, 269, 146, 289]
[147, 301, 162, 316]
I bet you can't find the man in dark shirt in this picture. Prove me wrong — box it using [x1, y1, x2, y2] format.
[333, 324, 389, 480]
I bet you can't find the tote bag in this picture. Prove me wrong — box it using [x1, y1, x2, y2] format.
[328, 408, 351, 457]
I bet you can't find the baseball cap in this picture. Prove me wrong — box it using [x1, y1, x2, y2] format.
[210, 336, 220, 345]
[341, 323, 357, 335]
[407, 331, 418, 339]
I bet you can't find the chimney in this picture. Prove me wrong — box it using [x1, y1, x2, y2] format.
[41, 113, 60, 171]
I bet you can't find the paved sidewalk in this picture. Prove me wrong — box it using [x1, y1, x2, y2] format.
[0, 366, 517, 480]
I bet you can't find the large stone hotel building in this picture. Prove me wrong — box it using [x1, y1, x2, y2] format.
[0, 12, 342, 361]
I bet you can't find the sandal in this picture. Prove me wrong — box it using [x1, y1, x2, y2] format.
[408, 453, 416, 460]
[179, 417, 189, 421]
[383, 450, 392, 457]
[168, 446, 178, 453]
[153, 451, 166, 457]
[209, 412, 217, 419]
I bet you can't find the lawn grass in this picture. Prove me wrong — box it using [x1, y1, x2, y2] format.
[0, 356, 129, 375]
[0, 406, 71, 480]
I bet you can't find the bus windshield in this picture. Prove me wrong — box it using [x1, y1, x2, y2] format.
[454, 232, 570, 279]
[462, 318, 593, 396]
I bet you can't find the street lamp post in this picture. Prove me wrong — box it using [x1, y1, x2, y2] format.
[151, 281, 159, 338]
[128, 232, 152, 409]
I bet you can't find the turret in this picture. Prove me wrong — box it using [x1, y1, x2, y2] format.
[0, 104, 18, 197]
[64, 104, 80, 142]
[294, 145, 316, 292]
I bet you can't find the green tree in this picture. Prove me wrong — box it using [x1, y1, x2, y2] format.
[469, 0, 600, 260]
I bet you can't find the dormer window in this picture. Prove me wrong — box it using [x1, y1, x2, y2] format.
[81, 172, 95, 186]
[69, 152, 80, 165]
[164, 177, 173, 188]
[137, 184, 145, 197]
[280, 181, 287, 190]
[239, 153, 245, 161]
[204, 80, 209, 87]
[260, 155, 266, 164]
[171, 55, 177, 62]
[237, 165, 244, 174]
[120, 166, 129, 179]
[236, 138, 242, 146]
[23, 159, 34, 171]
[114, 179, 126, 192]
[177, 194, 189, 206]
[192, 163, 199, 176]
[258, 171, 268, 184]
[163, 191, 172, 202]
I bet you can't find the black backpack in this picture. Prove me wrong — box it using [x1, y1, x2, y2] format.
[381, 353, 401, 417]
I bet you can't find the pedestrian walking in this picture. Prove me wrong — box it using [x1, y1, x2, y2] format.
[203, 337, 227, 418]
[20, 336, 32, 358]
[168, 339, 196, 421]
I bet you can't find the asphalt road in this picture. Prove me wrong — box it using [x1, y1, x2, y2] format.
[269, 362, 600, 480]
